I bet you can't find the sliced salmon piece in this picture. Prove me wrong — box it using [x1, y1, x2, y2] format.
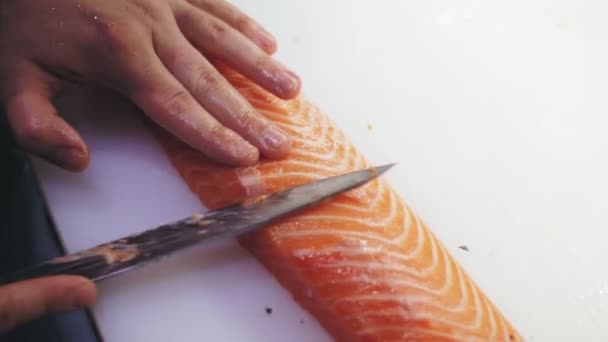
[153, 66, 521, 341]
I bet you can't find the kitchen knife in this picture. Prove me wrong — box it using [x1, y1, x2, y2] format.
[0, 164, 394, 285]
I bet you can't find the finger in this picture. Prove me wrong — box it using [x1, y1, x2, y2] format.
[186, 0, 277, 54]
[125, 51, 260, 166]
[176, 4, 301, 100]
[154, 30, 291, 159]
[0, 276, 96, 333]
[3, 68, 89, 171]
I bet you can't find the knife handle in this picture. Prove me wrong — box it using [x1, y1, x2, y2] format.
[0, 254, 112, 285]
[0, 238, 148, 286]
[0, 218, 205, 285]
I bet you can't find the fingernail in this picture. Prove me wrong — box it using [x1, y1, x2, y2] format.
[234, 141, 259, 166]
[275, 69, 301, 99]
[255, 28, 277, 53]
[263, 128, 291, 156]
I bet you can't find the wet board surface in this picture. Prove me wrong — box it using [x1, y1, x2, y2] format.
[33, 1, 608, 341]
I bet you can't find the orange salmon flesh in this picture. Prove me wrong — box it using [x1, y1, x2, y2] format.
[153, 65, 521, 341]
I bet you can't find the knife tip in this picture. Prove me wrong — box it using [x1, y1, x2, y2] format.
[372, 163, 396, 176]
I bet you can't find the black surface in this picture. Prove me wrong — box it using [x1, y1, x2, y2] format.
[0, 115, 101, 342]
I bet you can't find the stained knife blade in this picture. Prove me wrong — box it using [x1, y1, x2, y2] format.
[0, 164, 394, 285]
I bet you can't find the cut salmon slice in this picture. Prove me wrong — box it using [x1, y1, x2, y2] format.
[153, 65, 521, 341]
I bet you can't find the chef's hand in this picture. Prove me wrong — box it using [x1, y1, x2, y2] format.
[0, 276, 96, 333]
[0, 0, 300, 171]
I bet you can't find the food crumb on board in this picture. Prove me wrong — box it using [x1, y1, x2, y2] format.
[265, 307, 273, 315]
[292, 35, 301, 45]
[367, 122, 373, 131]
[458, 245, 469, 252]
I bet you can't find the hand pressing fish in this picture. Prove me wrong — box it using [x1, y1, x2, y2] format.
[0, 0, 300, 172]
[0, 0, 299, 333]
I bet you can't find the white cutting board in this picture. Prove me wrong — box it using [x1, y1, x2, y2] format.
[31, 0, 608, 341]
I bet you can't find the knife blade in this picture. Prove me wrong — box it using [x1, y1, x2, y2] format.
[0, 164, 394, 285]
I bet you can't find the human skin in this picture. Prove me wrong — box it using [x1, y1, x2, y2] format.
[0, 0, 301, 171]
[0, 0, 300, 332]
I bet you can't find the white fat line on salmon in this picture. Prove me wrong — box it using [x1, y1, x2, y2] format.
[279, 211, 409, 247]
[345, 293, 488, 335]
[258, 143, 364, 182]
[339, 293, 484, 335]
[249, 97, 295, 111]
[261, 171, 336, 183]
[290, 114, 338, 144]
[266, 97, 319, 123]
[460, 263, 493, 335]
[451, 254, 486, 330]
[495, 300, 510, 339]
[286, 214, 397, 233]
[286, 125, 348, 155]
[258, 169, 379, 205]
[321, 187, 384, 212]
[310, 260, 447, 289]
[291, 244, 418, 267]
[280, 228, 413, 257]
[312, 191, 392, 215]
[286, 182, 399, 224]
[289, 240, 443, 291]
[254, 106, 379, 188]
[350, 306, 484, 337]
[309, 236, 452, 296]
[236, 167, 265, 198]
[358, 324, 489, 342]
[255, 110, 318, 132]
[255, 99, 323, 136]
[291, 239, 446, 280]
[258, 158, 348, 175]
[285, 121, 350, 159]
[261, 142, 347, 167]
[259, 143, 349, 170]
[339, 294, 476, 324]
[287, 109, 334, 147]
[260, 173, 321, 186]
[274, 145, 362, 174]
[479, 282, 499, 340]
[351, 303, 481, 330]
[424, 227, 500, 336]
[254, 99, 316, 124]
[444, 260, 496, 332]
[288, 212, 393, 230]
[286, 225, 452, 287]
[280, 197, 418, 248]
[280, 121, 338, 153]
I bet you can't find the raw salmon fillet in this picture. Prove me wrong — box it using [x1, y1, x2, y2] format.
[153, 66, 521, 341]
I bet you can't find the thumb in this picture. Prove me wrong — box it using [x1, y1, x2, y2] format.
[5, 90, 90, 172]
[0, 276, 97, 334]
[1, 62, 89, 172]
